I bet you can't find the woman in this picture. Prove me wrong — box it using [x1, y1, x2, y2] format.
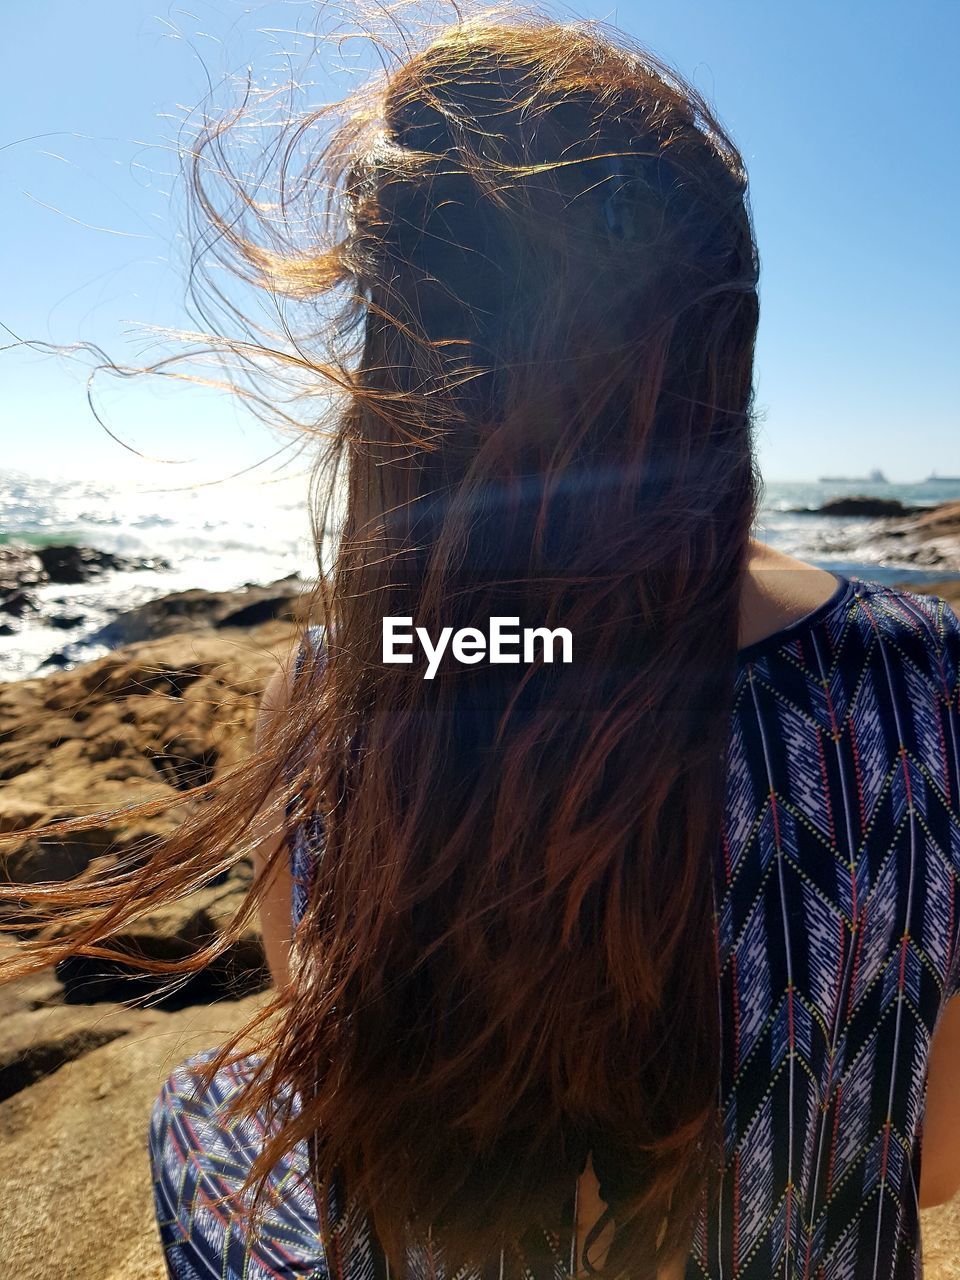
[5, 10, 960, 1280]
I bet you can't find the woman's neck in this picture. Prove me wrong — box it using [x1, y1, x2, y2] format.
[737, 539, 841, 651]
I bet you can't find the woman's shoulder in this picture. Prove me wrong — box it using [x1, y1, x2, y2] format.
[738, 543, 960, 671]
[738, 542, 844, 652]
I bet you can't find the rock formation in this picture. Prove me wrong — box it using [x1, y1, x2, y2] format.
[791, 499, 960, 572]
[0, 542, 170, 620]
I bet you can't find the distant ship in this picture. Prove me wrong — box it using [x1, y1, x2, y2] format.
[923, 471, 960, 483]
[818, 468, 889, 485]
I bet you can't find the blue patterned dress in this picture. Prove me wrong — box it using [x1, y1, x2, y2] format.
[149, 576, 960, 1278]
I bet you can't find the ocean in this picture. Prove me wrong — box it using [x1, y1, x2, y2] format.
[2, 467, 959, 681]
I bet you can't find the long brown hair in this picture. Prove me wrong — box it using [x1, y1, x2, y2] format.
[1, 9, 759, 1277]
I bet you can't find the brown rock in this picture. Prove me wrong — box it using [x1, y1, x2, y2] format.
[924, 1200, 960, 1279]
[0, 607, 302, 1271]
[1, 1015, 129, 1100]
[0, 944, 134, 1102]
[0, 799, 50, 834]
[0, 992, 269, 1280]
[862, 502, 960, 571]
[0, 618, 300, 892]
[52, 861, 268, 1007]
[0, 600, 312, 1274]
[91, 574, 307, 646]
[0, 618, 301, 997]
[802, 500, 960, 573]
[909, 502, 960, 532]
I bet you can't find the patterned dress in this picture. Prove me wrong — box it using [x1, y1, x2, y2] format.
[149, 576, 960, 1278]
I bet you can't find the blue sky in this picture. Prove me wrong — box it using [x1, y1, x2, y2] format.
[2, 0, 958, 485]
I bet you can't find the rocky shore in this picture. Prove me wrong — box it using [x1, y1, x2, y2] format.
[2, 565, 960, 1276]
[0, 536, 312, 681]
[0, 574, 308, 1277]
[792, 496, 960, 573]
[1, 542, 171, 616]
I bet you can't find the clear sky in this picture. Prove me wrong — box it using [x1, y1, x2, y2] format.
[2, 0, 958, 487]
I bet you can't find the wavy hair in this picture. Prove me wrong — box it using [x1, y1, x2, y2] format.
[1, 8, 760, 1277]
